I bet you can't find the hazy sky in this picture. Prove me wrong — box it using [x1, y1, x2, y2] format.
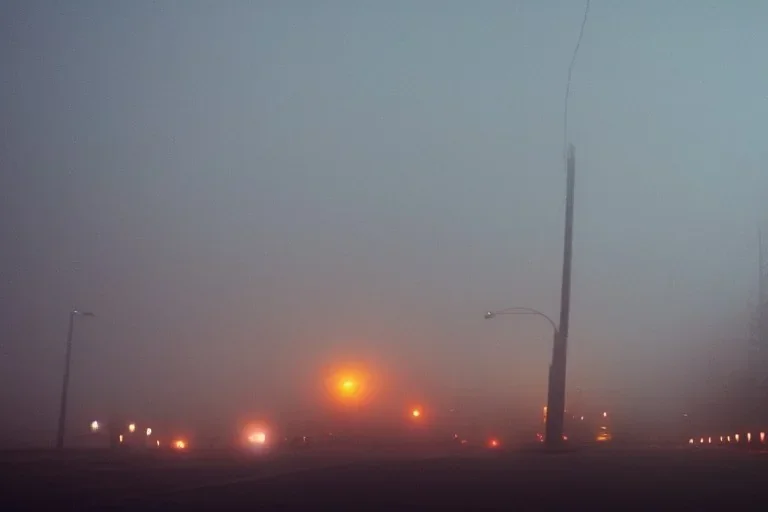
[2, 1, 767, 444]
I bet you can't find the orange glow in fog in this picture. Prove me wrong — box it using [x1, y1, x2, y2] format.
[323, 362, 377, 407]
[339, 378, 359, 396]
[173, 439, 187, 450]
[248, 431, 267, 445]
[488, 438, 500, 448]
[321, 359, 384, 411]
[241, 421, 270, 448]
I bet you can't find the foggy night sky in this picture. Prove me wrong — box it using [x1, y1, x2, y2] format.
[1, 1, 767, 444]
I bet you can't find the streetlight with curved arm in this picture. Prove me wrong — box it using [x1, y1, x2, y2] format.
[484, 307, 559, 337]
[484, 306, 565, 447]
[56, 309, 95, 449]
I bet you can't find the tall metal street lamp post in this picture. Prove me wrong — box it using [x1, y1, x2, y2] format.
[56, 309, 95, 449]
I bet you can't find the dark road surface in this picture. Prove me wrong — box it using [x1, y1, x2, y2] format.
[3, 447, 767, 510]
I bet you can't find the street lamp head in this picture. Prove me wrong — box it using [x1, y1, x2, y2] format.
[484, 312, 496, 320]
[72, 310, 95, 317]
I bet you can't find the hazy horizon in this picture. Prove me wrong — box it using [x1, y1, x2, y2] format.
[2, 0, 767, 447]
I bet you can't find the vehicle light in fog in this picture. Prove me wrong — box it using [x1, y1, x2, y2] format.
[173, 439, 186, 450]
[761, 432, 766, 443]
[156, 440, 160, 447]
[488, 438, 500, 448]
[720, 436, 723, 443]
[411, 408, 421, 418]
[90, 421, 100, 432]
[747, 433, 752, 443]
[688, 438, 694, 445]
[700, 437, 704, 444]
[734, 434, 740, 443]
[727, 435, 731, 443]
[708, 437, 712, 444]
[248, 431, 267, 445]
[128, 423, 136, 433]
[119, 434, 124, 444]
[146, 428, 152, 436]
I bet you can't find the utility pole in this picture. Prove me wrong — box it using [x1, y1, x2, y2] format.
[759, 229, 766, 349]
[56, 309, 94, 449]
[56, 312, 76, 450]
[545, 144, 576, 448]
[753, 231, 767, 368]
[758, 229, 768, 388]
[753, 229, 768, 426]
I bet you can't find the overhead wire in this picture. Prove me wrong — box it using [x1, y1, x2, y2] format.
[563, 0, 591, 160]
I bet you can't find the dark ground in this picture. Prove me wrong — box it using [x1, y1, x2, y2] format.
[2, 446, 767, 510]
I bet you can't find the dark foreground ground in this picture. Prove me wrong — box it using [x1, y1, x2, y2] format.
[3, 446, 768, 510]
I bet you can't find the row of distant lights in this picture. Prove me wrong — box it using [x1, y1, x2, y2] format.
[450, 433, 503, 448]
[688, 432, 766, 445]
[90, 421, 187, 449]
[88, 406, 519, 451]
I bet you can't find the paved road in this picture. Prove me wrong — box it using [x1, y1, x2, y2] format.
[3, 447, 768, 510]
[1, 446, 447, 510]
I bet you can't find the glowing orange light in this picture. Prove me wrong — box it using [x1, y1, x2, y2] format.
[323, 362, 380, 408]
[248, 431, 267, 445]
[174, 439, 186, 450]
[411, 408, 422, 418]
[242, 421, 271, 449]
[334, 375, 362, 400]
[488, 438, 500, 448]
